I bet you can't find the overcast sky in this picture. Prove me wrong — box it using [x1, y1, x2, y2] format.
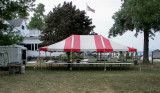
[32, 0, 160, 51]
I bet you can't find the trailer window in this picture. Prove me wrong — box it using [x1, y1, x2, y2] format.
[22, 50, 26, 60]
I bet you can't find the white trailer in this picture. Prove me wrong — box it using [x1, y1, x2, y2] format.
[0, 45, 27, 73]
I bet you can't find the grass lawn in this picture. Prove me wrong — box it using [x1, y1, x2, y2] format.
[0, 61, 160, 93]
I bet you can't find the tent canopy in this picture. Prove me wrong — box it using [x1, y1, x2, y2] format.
[39, 35, 137, 52]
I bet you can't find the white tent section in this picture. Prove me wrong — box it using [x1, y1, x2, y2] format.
[110, 40, 128, 52]
[47, 39, 66, 52]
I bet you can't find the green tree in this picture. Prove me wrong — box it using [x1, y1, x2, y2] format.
[108, 0, 160, 64]
[0, 26, 23, 45]
[0, 0, 35, 45]
[28, 3, 45, 30]
[40, 2, 95, 46]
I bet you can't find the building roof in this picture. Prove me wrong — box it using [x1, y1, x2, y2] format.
[7, 19, 24, 27]
[153, 49, 160, 52]
[22, 37, 42, 44]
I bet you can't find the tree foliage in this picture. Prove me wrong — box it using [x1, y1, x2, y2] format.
[40, 2, 95, 46]
[109, 0, 160, 37]
[28, 3, 45, 30]
[0, 26, 23, 45]
[108, 0, 160, 63]
[0, 0, 35, 45]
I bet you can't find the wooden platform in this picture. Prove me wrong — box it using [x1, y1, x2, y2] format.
[44, 61, 133, 71]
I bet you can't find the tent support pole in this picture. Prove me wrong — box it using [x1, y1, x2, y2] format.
[125, 52, 128, 62]
[50, 52, 52, 60]
[136, 52, 138, 60]
[97, 52, 98, 61]
[152, 51, 153, 64]
[135, 52, 138, 65]
[45, 51, 47, 58]
[119, 51, 122, 61]
[70, 52, 72, 71]
[100, 52, 102, 61]
[39, 50, 41, 70]
[67, 52, 71, 70]
[104, 52, 106, 71]
[133, 52, 134, 60]
[113, 52, 114, 58]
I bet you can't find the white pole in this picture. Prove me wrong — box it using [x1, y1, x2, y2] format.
[31, 44, 32, 50]
[104, 52, 106, 71]
[39, 50, 41, 70]
[70, 51, 72, 71]
[50, 52, 52, 60]
[37, 44, 38, 50]
[33, 44, 35, 51]
[45, 51, 47, 57]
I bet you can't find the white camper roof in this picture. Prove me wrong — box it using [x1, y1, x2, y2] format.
[0, 45, 27, 50]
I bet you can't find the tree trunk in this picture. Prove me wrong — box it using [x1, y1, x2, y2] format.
[142, 30, 149, 63]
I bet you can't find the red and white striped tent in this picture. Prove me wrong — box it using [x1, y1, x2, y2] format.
[39, 35, 137, 52]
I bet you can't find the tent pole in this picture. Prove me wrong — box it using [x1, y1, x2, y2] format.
[50, 52, 52, 60]
[135, 52, 138, 65]
[119, 51, 122, 61]
[152, 51, 153, 64]
[98, 52, 100, 60]
[39, 50, 41, 70]
[104, 52, 106, 71]
[45, 51, 47, 58]
[71, 52, 72, 63]
[70, 52, 72, 71]
[97, 52, 98, 61]
[67, 52, 71, 70]
[100, 52, 101, 61]
[133, 52, 134, 60]
[136, 52, 138, 60]
[125, 52, 128, 62]
[113, 52, 114, 58]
